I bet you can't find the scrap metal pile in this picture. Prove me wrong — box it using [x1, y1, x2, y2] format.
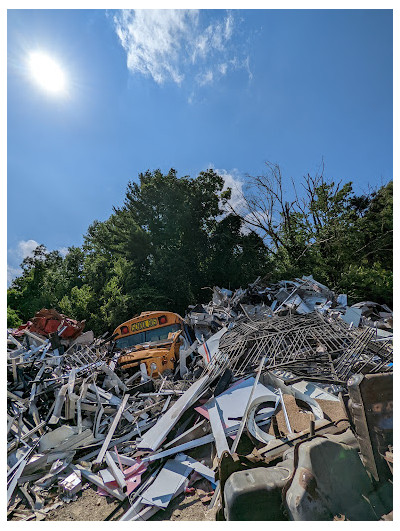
[7, 276, 393, 521]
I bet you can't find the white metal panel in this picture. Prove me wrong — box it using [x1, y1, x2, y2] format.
[137, 375, 209, 451]
[140, 457, 191, 508]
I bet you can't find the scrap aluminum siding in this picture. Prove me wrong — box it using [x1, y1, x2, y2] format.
[137, 375, 209, 451]
[198, 327, 227, 365]
[140, 457, 191, 508]
[203, 377, 279, 430]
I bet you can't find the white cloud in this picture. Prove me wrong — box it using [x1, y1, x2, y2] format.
[7, 239, 40, 286]
[191, 12, 234, 62]
[218, 63, 228, 75]
[224, 12, 234, 40]
[215, 168, 247, 215]
[7, 265, 22, 286]
[17, 239, 40, 259]
[243, 55, 253, 81]
[58, 247, 69, 257]
[197, 70, 214, 86]
[7, 240, 70, 286]
[114, 10, 196, 84]
[114, 9, 248, 88]
[213, 169, 270, 237]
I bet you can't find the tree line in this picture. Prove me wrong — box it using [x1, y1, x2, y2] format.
[7, 166, 393, 334]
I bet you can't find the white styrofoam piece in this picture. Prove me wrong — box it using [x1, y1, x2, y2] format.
[59, 472, 82, 497]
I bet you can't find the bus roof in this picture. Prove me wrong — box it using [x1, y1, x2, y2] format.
[113, 311, 184, 339]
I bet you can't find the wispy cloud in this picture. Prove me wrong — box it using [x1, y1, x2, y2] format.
[114, 10, 196, 85]
[114, 9, 251, 90]
[218, 63, 228, 75]
[190, 12, 234, 62]
[197, 70, 214, 86]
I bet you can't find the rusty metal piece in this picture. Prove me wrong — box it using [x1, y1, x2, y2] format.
[347, 372, 393, 482]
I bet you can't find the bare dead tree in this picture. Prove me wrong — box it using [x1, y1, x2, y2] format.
[226, 162, 302, 256]
[224, 160, 354, 268]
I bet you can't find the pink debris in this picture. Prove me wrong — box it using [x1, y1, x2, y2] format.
[97, 459, 148, 498]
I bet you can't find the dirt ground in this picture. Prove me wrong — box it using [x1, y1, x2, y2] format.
[43, 481, 217, 521]
[45, 487, 120, 521]
[149, 490, 217, 521]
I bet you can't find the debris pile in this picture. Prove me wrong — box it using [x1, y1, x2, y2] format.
[7, 276, 393, 521]
[13, 308, 86, 340]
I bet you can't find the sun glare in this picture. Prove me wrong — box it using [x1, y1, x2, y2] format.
[28, 51, 67, 94]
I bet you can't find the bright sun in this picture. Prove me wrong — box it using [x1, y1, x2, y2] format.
[28, 51, 67, 94]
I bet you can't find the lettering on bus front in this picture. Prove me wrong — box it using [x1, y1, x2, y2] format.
[131, 318, 158, 333]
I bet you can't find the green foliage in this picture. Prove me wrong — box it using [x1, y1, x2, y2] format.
[339, 262, 393, 306]
[7, 306, 22, 328]
[241, 166, 392, 305]
[352, 181, 393, 269]
[83, 168, 267, 319]
[8, 245, 64, 321]
[7, 167, 392, 335]
[59, 285, 95, 320]
[207, 214, 270, 288]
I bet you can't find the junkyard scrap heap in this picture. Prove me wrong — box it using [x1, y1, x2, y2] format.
[7, 275, 393, 521]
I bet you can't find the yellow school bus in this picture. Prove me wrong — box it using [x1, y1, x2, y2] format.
[113, 311, 186, 377]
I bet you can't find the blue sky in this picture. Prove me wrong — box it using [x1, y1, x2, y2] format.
[7, 8, 393, 284]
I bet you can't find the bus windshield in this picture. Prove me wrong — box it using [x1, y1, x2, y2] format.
[115, 323, 181, 350]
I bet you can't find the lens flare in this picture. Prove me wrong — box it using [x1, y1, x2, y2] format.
[28, 51, 67, 94]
